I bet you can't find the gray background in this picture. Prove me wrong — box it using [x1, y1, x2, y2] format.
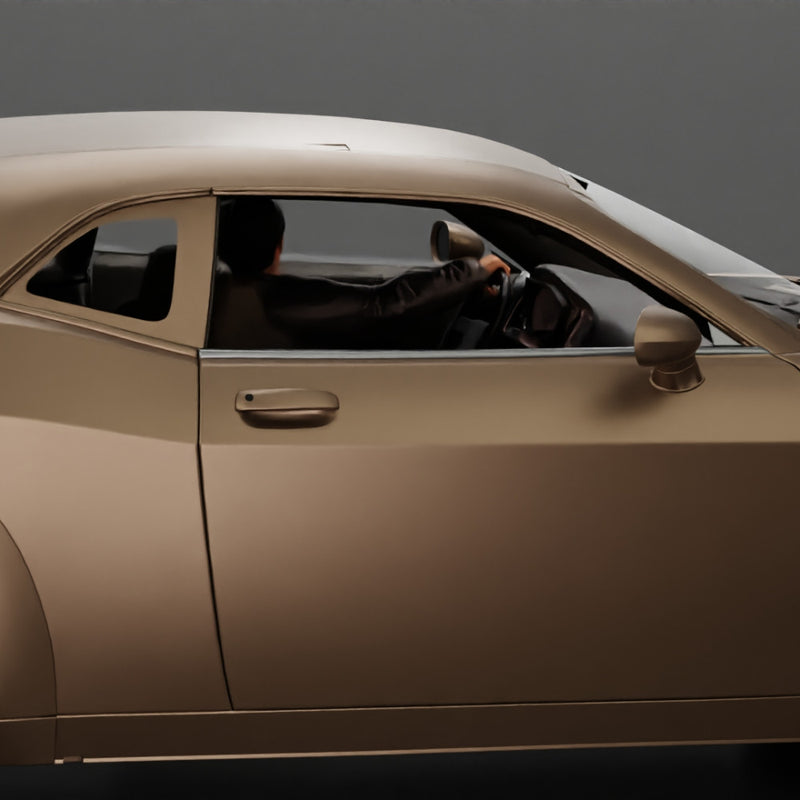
[1, 0, 798, 272]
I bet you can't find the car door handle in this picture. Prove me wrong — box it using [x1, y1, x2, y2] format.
[235, 389, 339, 428]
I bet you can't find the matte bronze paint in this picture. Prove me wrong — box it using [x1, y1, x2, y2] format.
[54, 697, 800, 761]
[199, 352, 800, 710]
[0, 113, 798, 762]
[0, 520, 55, 718]
[0, 113, 797, 353]
[0, 719, 54, 765]
[0, 312, 229, 716]
[0, 523, 56, 763]
[2, 197, 216, 349]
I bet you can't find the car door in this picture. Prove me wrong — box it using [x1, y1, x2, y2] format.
[199, 199, 800, 712]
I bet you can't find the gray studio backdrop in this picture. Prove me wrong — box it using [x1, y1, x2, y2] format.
[1, 0, 798, 273]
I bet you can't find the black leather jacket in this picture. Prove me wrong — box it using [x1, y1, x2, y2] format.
[208, 258, 489, 349]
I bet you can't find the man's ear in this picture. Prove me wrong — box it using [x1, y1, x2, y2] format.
[269, 237, 284, 273]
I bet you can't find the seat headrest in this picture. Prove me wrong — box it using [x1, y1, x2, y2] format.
[55, 229, 98, 278]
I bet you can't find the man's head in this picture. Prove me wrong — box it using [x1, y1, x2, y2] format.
[217, 197, 285, 277]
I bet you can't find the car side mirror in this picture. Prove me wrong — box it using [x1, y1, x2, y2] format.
[430, 221, 485, 263]
[634, 305, 704, 392]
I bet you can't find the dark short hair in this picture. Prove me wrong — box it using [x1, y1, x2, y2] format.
[217, 197, 285, 277]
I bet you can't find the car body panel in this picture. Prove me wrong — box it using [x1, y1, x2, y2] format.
[199, 350, 800, 710]
[2, 197, 216, 349]
[0, 114, 797, 355]
[2, 150, 796, 356]
[0, 519, 55, 719]
[0, 112, 563, 178]
[0, 309, 229, 715]
[0, 110, 566, 287]
[0, 718, 54, 765]
[52, 696, 800, 761]
[0, 111, 798, 762]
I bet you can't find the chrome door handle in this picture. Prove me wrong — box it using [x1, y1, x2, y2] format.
[235, 389, 339, 428]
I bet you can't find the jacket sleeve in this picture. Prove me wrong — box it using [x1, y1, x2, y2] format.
[262, 258, 488, 347]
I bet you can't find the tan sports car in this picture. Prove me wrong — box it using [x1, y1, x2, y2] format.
[1, 112, 799, 765]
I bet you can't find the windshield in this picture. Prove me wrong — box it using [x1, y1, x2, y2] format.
[584, 180, 800, 329]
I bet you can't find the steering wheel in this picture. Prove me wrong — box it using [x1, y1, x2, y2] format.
[479, 267, 512, 346]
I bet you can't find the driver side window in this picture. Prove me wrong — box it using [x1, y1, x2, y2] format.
[206, 196, 736, 352]
[208, 198, 491, 350]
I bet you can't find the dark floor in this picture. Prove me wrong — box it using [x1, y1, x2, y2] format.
[1, 744, 799, 800]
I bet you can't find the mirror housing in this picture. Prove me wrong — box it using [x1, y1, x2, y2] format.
[430, 221, 484, 263]
[634, 305, 704, 392]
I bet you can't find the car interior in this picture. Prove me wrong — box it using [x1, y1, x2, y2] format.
[27, 227, 176, 322]
[24, 198, 724, 350]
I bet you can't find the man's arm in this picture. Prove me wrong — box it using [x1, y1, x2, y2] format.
[261, 256, 508, 347]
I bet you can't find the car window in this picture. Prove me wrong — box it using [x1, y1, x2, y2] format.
[207, 197, 740, 351]
[585, 179, 800, 332]
[27, 218, 178, 321]
[280, 200, 462, 280]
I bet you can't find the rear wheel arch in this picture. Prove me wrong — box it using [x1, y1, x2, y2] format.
[0, 518, 56, 720]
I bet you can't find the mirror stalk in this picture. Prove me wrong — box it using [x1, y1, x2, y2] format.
[634, 306, 704, 393]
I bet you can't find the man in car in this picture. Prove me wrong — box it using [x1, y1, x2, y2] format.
[209, 196, 510, 349]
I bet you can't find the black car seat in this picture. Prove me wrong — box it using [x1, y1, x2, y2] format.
[27, 228, 97, 306]
[116, 245, 176, 320]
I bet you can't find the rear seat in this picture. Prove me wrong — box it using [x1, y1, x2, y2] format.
[115, 245, 176, 321]
[27, 229, 96, 306]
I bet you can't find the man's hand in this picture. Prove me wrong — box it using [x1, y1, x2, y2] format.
[479, 254, 511, 296]
[479, 254, 511, 277]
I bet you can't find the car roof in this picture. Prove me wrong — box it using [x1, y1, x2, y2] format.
[3, 113, 799, 356]
[0, 111, 559, 177]
[0, 112, 579, 278]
